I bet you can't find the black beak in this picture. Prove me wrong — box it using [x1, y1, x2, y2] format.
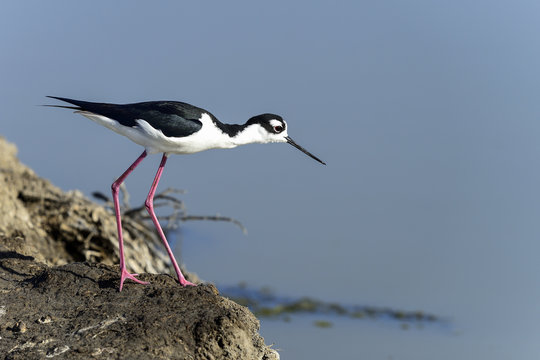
[285, 136, 326, 165]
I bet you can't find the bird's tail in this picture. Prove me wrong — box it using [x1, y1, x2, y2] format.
[42, 104, 81, 110]
[44, 96, 85, 110]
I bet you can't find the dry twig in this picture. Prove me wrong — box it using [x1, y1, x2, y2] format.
[92, 187, 247, 236]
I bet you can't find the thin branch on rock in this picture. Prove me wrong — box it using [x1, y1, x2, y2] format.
[92, 186, 247, 235]
[180, 215, 248, 235]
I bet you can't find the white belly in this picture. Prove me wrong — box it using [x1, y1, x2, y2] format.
[77, 111, 237, 155]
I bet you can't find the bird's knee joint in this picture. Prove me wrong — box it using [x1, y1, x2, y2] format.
[111, 180, 122, 194]
[144, 199, 153, 211]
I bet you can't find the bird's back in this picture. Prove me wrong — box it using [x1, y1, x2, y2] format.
[48, 96, 209, 138]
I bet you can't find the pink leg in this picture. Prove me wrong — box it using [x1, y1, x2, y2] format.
[145, 154, 196, 287]
[112, 150, 150, 291]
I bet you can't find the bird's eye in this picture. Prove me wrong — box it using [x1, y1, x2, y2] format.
[273, 125, 284, 133]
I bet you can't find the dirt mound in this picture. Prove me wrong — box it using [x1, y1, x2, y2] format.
[0, 136, 278, 359]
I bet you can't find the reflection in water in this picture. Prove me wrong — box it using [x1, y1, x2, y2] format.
[220, 283, 445, 329]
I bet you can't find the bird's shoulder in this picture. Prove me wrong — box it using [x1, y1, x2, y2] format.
[121, 101, 216, 138]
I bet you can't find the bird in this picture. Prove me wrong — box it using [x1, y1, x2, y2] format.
[46, 96, 326, 291]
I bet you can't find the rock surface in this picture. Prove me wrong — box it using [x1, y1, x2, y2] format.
[0, 136, 171, 276]
[0, 136, 279, 360]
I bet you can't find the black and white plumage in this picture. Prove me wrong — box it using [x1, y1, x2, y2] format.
[47, 96, 325, 291]
[47, 96, 326, 163]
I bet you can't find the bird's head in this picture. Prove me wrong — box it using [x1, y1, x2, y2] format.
[245, 114, 326, 165]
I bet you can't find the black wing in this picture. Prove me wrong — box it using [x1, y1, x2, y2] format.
[47, 96, 206, 138]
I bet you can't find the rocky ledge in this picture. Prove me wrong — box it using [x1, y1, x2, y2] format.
[0, 136, 278, 360]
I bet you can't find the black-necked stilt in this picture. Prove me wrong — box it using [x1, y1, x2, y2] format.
[47, 96, 325, 291]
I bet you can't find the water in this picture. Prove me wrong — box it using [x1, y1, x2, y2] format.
[261, 317, 452, 360]
[3, 1, 540, 358]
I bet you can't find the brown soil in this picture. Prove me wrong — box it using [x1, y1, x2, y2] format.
[0, 136, 279, 360]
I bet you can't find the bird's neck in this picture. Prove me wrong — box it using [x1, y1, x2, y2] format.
[220, 123, 268, 146]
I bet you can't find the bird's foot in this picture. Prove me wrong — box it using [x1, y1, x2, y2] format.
[179, 278, 197, 287]
[119, 268, 149, 291]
